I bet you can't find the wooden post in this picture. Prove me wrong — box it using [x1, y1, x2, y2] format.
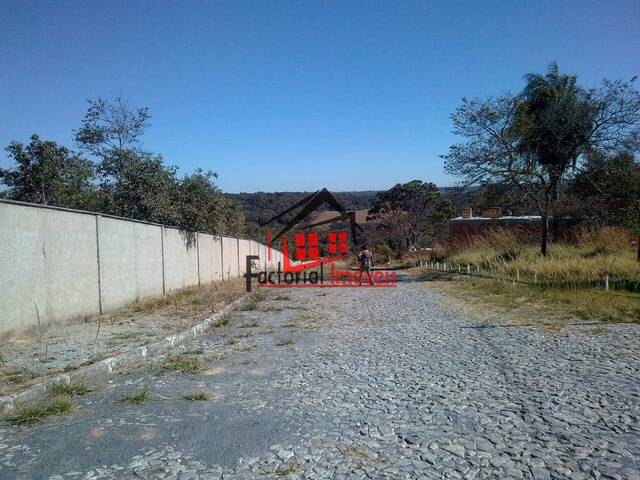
[466, 264, 470, 275]
[605, 274, 609, 291]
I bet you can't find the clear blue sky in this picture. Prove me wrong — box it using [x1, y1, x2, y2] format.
[1, 1, 638, 193]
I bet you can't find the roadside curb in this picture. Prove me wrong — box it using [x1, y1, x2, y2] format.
[0, 292, 248, 416]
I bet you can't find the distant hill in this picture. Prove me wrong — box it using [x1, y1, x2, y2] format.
[225, 187, 476, 242]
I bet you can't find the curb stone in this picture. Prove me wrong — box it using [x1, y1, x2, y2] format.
[0, 292, 249, 416]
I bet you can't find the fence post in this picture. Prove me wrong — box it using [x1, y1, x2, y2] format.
[467, 264, 470, 275]
[534, 271, 538, 284]
[444, 263, 447, 271]
[437, 262, 440, 270]
[516, 269, 520, 282]
[605, 274, 609, 291]
[458, 265, 461, 273]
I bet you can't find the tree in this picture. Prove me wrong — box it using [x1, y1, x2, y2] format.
[1, 134, 95, 208]
[443, 63, 640, 255]
[96, 149, 180, 225]
[176, 169, 245, 236]
[369, 180, 455, 250]
[74, 96, 150, 157]
[571, 151, 640, 261]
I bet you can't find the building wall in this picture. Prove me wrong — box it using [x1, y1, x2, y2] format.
[448, 217, 542, 246]
[0, 200, 284, 337]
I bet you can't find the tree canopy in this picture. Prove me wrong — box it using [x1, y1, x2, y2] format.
[443, 63, 640, 255]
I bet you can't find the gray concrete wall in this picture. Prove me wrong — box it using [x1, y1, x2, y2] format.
[98, 217, 164, 312]
[0, 202, 100, 334]
[197, 233, 223, 284]
[162, 227, 199, 291]
[221, 236, 239, 280]
[0, 200, 285, 336]
[238, 239, 252, 275]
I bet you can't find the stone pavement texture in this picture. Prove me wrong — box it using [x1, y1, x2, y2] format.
[1, 274, 639, 479]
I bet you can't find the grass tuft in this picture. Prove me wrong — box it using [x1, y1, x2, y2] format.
[162, 353, 202, 374]
[239, 321, 259, 328]
[241, 291, 268, 311]
[9, 396, 74, 426]
[273, 464, 302, 477]
[121, 386, 151, 405]
[213, 313, 231, 327]
[183, 391, 209, 401]
[275, 337, 294, 346]
[48, 381, 92, 397]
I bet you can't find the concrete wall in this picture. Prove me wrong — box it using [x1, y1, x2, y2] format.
[162, 227, 199, 291]
[221, 236, 239, 280]
[0, 202, 100, 333]
[238, 239, 252, 275]
[0, 200, 285, 336]
[98, 217, 163, 312]
[197, 233, 223, 284]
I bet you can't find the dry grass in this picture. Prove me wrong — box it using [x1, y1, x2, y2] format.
[272, 464, 302, 477]
[447, 228, 640, 290]
[213, 313, 231, 328]
[48, 380, 92, 397]
[162, 353, 202, 374]
[238, 321, 258, 328]
[275, 337, 295, 346]
[127, 279, 244, 316]
[240, 291, 268, 311]
[435, 276, 640, 325]
[236, 344, 256, 352]
[344, 447, 369, 460]
[120, 377, 152, 405]
[9, 395, 74, 426]
[183, 391, 209, 401]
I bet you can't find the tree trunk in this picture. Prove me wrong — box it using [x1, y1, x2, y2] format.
[637, 203, 640, 263]
[540, 176, 559, 257]
[541, 213, 549, 256]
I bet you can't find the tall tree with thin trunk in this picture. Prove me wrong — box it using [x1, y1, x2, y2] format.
[442, 63, 640, 255]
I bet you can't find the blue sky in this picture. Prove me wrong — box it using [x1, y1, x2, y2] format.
[1, 1, 638, 193]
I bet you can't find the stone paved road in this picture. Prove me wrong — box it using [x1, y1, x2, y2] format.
[1, 275, 639, 479]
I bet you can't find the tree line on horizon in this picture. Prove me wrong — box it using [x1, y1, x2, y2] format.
[0, 97, 245, 236]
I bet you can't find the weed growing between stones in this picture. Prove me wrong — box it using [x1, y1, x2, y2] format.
[183, 391, 209, 401]
[121, 379, 152, 406]
[48, 380, 93, 397]
[9, 395, 74, 426]
[241, 291, 267, 311]
[214, 313, 231, 327]
[162, 353, 202, 374]
[275, 337, 294, 346]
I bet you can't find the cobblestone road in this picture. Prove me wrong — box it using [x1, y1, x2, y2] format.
[1, 275, 639, 479]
